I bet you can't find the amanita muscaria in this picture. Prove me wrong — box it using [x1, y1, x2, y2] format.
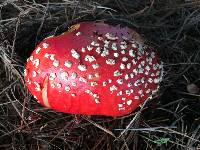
[24, 21, 163, 117]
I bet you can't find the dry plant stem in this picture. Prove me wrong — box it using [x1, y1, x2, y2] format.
[5, 91, 30, 131]
[82, 116, 116, 138]
[118, 100, 147, 138]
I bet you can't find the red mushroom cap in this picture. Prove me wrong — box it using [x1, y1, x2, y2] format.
[24, 21, 163, 117]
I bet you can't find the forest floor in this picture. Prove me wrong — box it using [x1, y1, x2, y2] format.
[0, 0, 200, 149]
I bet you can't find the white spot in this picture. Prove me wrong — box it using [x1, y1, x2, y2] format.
[49, 73, 56, 80]
[130, 89, 134, 93]
[51, 83, 55, 88]
[79, 77, 87, 83]
[125, 74, 129, 80]
[91, 41, 100, 47]
[145, 83, 148, 88]
[134, 96, 139, 100]
[122, 36, 128, 40]
[64, 60, 73, 68]
[126, 90, 131, 95]
[32, 71, 37, 77]
[105, 33, 118, 40]
[88, 74, 93, 79]
[34, 82, 41, 91]
[138, 47, 144, 55]
[156, 71, 160, 76]
[57, 83, 62, 88]
[98, 37, 103, 41]
[37, 69, 41, 74]
[60, 72, 68, 80]
[26, 78, 31, 84]
[120, 63, 125, 70]
[71, 72, 77, 79]
[50, 54, 55, 60]
[42, 43, 49, 49]
[35, 47, 41, 54]
[110, 85, 118, 92]
[153, 63, 160, 70]
[72, 82, 77, 86]
[108, 79, 112, 83]
[116, 78, 123, 84]
[127, 99, 132, 105]
[85, 55, 96, 62]
[53, 60, 59, 67]
[78, 64, 87, 71]
[114, 70, 122, 77]
[95, 47, 101, 54]
[81, 47, 86, 52]
[65, 85, 71, 91]
[33, 59, 40, 68]
[71, 49, 80, 59]
[118, 107, 125, 111]
[120, 44, 127, 50]
[134, 80, 140, 86]
[114, 53, 119, 57]
[151, 52, 155, 58]
[130, 73, 134, 78]
[138, 90, 143, 95]
[94, 73, 99, 78]
[117, 91, 123, 96]
[122, 57, 128, 62]
[111, 43, 117, 50]
[141, 61, 145, 66]
[133, 69, 138, 74]
[146, 89, 151, 93]
[132, 59, 137, 65]
[131, 43, 137, 48]
[87, 45, 93, 51]
[71, 93, 76, 97]
[127, 83, 132, 87]
[121, 50, 126, 54]
[44, 53, 50, 58]
[29, 56, 34, 61]
[127, 63, 132, 69]
[141, 77, 145, 83]
[148, 78, 153, 83]
[145, 65, 150, 71]
[150, 73, 155, 77]
[103, 81, 107, 86]
[138, 68, 144, 74]
[101, 48, 109, 57]
[121, 41, 126, 45]
[91, 82, 98, 87]
[103, 40, 110, 48]
[118, 104, 123, 107]
[122, 97, 126, 101]
[76, 32, 82, 36]
[138, 64, 142, 69]
[85, 89, 92, 94]
[106, 59, 115, 65]
[24, 69, 27, 76]
[93, 93, 99, 98]
[154, 78, 159, 83]
[94, 99, 100, 104]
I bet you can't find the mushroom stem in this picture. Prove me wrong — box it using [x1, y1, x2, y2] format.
[42, 76, 51, 108]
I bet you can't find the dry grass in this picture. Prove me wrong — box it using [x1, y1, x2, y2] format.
[0, 0, 200, 149]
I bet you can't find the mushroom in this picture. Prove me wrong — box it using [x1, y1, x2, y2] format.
[24, 21, 163, 117]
